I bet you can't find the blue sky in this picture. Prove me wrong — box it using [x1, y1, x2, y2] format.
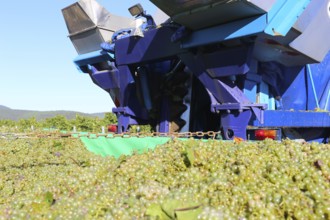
[0, 0, 156, 113]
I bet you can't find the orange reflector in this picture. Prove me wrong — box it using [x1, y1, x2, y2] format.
[234, 137, 244, 143]
[255, 129, 277, 140]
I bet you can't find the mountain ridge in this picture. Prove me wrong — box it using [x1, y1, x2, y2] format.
[0, 105, 106, 121]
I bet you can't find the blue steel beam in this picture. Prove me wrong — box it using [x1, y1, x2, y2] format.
[73, 50, 112, 68]
[181, 14, 267, 49]
[252, 110, 330, 127]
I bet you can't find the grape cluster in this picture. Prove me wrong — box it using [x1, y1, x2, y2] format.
[0, 138, 329, 219]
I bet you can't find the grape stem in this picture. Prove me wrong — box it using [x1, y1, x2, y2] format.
[69, 156, 81, 167]
[174, 204, 202, 212]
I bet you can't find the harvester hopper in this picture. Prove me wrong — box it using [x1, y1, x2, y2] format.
[62, 0, 330, 155]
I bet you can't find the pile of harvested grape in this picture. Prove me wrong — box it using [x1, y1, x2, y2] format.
[0, 138, 329, 219]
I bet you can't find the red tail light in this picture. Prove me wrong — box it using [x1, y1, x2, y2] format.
[255, 129, 277, 140]
[108, 124, 117, 133]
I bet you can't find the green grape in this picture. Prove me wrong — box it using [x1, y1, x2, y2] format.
[0, 138, 329, 219]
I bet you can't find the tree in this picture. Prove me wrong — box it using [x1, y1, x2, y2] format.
[72, 114, 104, 132]
[102, 112, 117, 125]
[41, 115, 72, 131]
[17, 117, 39, 131]
[0, 120, 16, 127]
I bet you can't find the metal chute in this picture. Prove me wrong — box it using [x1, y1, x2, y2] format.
[62, 0, 134, 54]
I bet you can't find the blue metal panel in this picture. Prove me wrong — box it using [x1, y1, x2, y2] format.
[115, 27, 182, 66]
[306, 64, 320, 110]
[180, 52, 252, 104]
[201, 46, 252, 77]
[244, 80, 257, 103]
[280, 66, 307, 111]
[258, 82, 275, 110]
[252, 110, 330, 127]
[308, 52, 330, 111]
[91, 70, 119, 90]
[244, 59, 260, 103]
[257, 53, 330, 112]
[117, 65, 135, 106]
[264, 0, 311, 36]
[181, 14, 267, 49]
[265, 52, 330, 112]
[258, 61, 308, 111]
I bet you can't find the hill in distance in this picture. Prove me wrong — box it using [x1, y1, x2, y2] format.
[0, 105, 106, 121]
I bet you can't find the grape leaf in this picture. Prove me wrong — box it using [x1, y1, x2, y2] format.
[186, 148, 195, 166]
[44, 191, 54, 206]
[146, 203, 172, 220]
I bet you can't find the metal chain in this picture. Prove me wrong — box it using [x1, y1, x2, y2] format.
[0, 131, 222, 140]
[69, 131, 222, 140]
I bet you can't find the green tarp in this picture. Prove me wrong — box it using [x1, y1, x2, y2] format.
[80, 136, 171, 158]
